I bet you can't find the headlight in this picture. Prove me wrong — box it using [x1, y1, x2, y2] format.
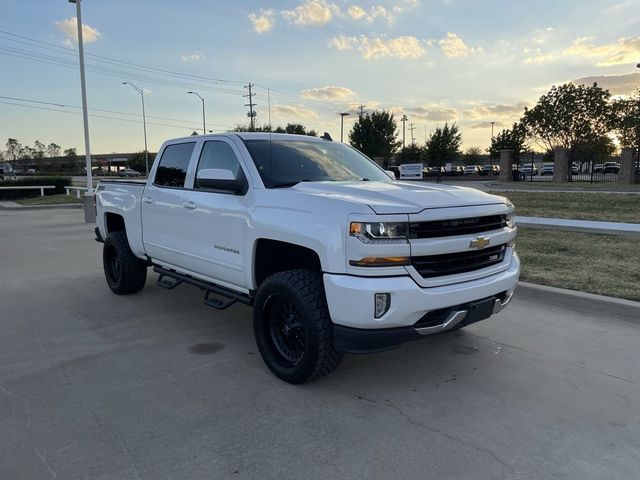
[505, 211, 516, 228]
[350, 222, 408, 244]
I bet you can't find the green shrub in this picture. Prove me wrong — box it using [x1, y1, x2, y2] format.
[0, 176, 72, 199]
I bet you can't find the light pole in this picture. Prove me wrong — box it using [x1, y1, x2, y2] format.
[339, 112, 350, 142]
[123, 82, 149, 176]
[401, 115, 408, 163]
[188, 91, 206, 135]
[69, 0, 94, 223]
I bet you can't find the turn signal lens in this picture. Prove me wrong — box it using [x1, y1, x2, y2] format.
[349, 256, 410, 267]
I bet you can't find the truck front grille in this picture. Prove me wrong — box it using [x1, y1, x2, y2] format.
[409, 215, 507, 239]
[411, 244, 507, 279]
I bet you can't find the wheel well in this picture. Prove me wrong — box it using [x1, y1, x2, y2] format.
[105, 213, 125, 234]
[254, 239, 322, 287]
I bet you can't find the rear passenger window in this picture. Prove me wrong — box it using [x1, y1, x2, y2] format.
[154, 142, 196, 187]
[195, 141, 244, 186]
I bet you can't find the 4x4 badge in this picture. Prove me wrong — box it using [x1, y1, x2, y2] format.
[469, 236, 490, 249]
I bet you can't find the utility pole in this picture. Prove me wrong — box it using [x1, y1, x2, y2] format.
[357, 104, 366, 118]
[401, 115, 408, 163]
[339, 112, 350, 143]
[69, 0, 94, 223]
[244, 83, 256, 130]
[409, 123, 416, 145]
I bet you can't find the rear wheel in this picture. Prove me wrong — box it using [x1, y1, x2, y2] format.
[253, 270, 343, 384]
[103, 231, 147, 294]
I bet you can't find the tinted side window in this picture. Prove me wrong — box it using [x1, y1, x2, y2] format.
[154, 142, 196, 187]
[195, 141, 243, 187]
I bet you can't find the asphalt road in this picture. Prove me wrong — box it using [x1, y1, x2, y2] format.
[1, 209, 639, 480]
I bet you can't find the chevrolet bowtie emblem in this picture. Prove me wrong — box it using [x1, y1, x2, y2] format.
[469, 236, 490, 249]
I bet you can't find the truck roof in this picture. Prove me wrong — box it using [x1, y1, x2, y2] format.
[164, 132, 333, 144]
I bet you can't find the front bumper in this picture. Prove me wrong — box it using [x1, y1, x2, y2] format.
[323, 251, 520, 330]
[334, 292, 514, 353]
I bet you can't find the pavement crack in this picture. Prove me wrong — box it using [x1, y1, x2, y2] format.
[34, 449, 56, 480]
[346, 390, 519, 478]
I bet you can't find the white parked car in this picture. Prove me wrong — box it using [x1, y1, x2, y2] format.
[95, 133, 519, 383]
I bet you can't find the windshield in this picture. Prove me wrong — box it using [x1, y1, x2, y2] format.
[243, 139, 391, 188]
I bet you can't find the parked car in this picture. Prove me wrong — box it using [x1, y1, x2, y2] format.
[480, 164, 500, 176]
[425, 166, 446, 177]
[603, 162, 620, 174]
[119, 168, 141, 177]
[95, 132, 519, 383]
[540, 164, 554, 176]
[463, 165, 481, 175]
[571, 162, 579, 175]
[447, 166, 464, 176]
[387, 166, 400, 179]
[593, 163, 604, 173]
[520, 164, 538, 176]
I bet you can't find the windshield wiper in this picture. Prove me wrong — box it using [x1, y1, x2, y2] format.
[270, 179, 312, 188]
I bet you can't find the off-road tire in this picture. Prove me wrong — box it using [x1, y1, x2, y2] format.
[103, 231, 147, 295]
[253, 270, 343, 384]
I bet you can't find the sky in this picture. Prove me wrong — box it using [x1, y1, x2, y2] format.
[0, 0, 639, 155]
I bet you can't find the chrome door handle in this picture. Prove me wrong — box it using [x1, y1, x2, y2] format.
[142, 197, 153, 204]
[182, 202, 197, 210]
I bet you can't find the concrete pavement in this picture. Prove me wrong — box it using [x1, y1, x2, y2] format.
[1, 209, 639, 480]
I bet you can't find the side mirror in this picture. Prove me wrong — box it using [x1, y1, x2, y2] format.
[196, 168, 247, 195]
[385, 170, 396, 180]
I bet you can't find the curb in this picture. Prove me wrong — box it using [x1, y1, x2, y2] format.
[0, 203, 82, 210]
[516, 281, 640, 323]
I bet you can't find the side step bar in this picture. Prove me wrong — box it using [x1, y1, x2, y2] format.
[153, 266, 253, 310]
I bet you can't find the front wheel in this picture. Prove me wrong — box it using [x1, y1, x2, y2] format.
[103, 231, 147, 295]
[253, 270, 343, 384]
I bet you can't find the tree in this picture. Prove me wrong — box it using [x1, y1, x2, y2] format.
[425, 122, 462, 166]
[398, 144, 426, 164]
[349, 111, 401, 160]
[464, 146, 483, 165]
[612, 90, 640, 154]
[64, 148, 77, 157]
[488, 122, 528, 160]
[522, 82, 613, 158]
[5, 138, 22, 172]
[47, 143, 61, 158]
[233, 123, 317, 136]
[128, 151, 156, 173]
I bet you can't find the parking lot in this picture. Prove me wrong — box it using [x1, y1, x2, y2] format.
[1, 208, 639, 480]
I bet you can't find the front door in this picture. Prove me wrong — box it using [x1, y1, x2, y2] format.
[179, 140, 250, 289]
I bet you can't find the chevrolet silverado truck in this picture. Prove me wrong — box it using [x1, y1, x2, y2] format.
[95, 133, 519, 383]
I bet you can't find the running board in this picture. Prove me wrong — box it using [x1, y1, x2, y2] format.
[153, 266, 252, 309]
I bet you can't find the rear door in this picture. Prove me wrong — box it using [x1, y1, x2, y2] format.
[178, 139, 251, 289]
[141, 141, 196, 266]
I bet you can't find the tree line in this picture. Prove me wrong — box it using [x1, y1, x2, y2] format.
[3, 81, 638, 173]
[1, 138, 79, 172]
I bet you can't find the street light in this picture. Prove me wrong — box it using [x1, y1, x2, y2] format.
[123, 82, 149, 176]
[187, 91, 206, 135]
[339, 112, 350, 142]
[68, 0, 94, 223]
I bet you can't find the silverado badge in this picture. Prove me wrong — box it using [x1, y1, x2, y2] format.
[469, 236, 490, 249]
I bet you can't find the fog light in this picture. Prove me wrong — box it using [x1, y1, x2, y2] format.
[374, 293, 391, 319]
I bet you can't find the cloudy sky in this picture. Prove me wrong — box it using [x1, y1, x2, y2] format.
[1, 0, 639, 154]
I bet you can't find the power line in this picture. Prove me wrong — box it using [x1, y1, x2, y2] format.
[0, 100, 234, 132]
[0, 95, 232, 128]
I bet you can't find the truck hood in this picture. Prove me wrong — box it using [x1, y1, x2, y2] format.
[291, 181, 506, 214]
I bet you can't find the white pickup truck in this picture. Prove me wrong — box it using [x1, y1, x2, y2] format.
[95, 132, 519, 383]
